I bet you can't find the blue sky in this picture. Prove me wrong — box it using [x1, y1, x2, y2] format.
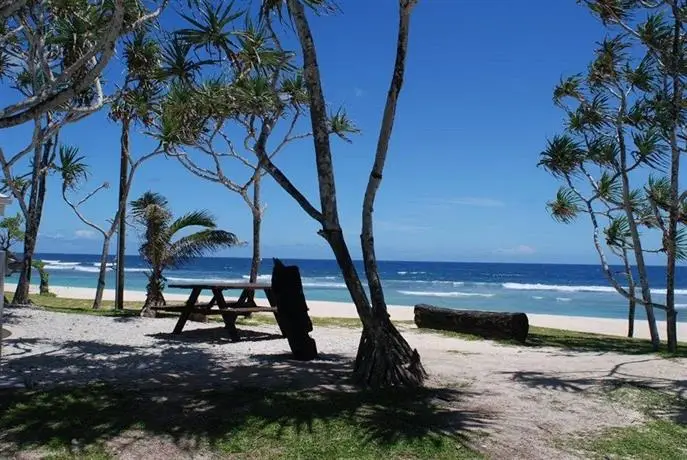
[0, 0, 675, 264]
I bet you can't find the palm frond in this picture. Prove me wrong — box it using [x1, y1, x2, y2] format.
[167, 210, 217, 237]
[646, 175, 671, 210]
[58, 145, 89, 190]
[675, 227, 687, 261]
[547, 187, 582, 224]
[596, 171, 621, 202]
[166, 229, 240, 268]
[538, 135, 585, 177]
[329, 108, 359, 143]
[632, 129, 667, 169]
[604, 215, 631, 248]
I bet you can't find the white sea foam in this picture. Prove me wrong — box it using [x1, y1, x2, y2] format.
[123, 268, 149, 273]
[74, 266, 105, 273]
[502, 282, 687, 296]
[167, 276, 244, 284]
[556, 297, 572, 302]
[532, 296, 544, 300]
[397, 271, 426, 275]
[166, 275, 346, 290]
[92, 262, 116, 268]
[302, 281, 347, 289]
[241, 274, 272, 281]
[398, 290, 494, 298]
[41, 261, 80, 267]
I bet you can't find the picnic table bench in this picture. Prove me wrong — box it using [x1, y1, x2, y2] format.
[164, 281, 278, 341]
[161, 259, 318, 360]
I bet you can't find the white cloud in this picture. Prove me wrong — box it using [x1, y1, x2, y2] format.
[354, 87, 365, 97]
[376, 220, 430, 233]
[449, 197, 505, 207]
[74, 229, 98, 240]
[494, 245, 536, 256]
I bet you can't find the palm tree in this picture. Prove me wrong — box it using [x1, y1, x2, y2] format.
[130, 191, 240, 317]
[111, 30, 164, 311]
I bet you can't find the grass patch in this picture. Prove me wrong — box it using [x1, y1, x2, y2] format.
[417, 324, 687, 357]
[587, 421, 687, 460]
[0, 384, 484, 459]
[23, 294, 141, 318]
[577, 385, 687, 459]
[526, 326, 687, 358]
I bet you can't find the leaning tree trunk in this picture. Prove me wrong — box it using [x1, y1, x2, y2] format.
[280, 0, 424, 388]
[141, 269, 165, 317]
[13, 133, 52, 305]
[93, 234, 113, 309]
[617, 116, 660, 349]
[327, 229, 425, 387]
[357, 0, 425, 387]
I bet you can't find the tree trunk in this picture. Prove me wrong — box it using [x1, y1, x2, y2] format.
[31, 262, 50, 295]
[281, 0, 424, 388]
[326, 229, 425, 387]
[141, 269, 165, 317]
[665, 4, 682, 354]
[115, 118, 130, 311]
[93, 235, 112, 309]
[616, 109, 660, 349]
[622, 248, 635, 338]
[247, 175, 262, 303]
[13, 132, 53, 305]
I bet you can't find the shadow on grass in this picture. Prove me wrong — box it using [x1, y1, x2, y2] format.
[524, 327, 687, 358]
[0, 338, 490, 457]
[502, 359, 687, 425]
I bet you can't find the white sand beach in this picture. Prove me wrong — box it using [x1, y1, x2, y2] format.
[37, 284, 687, 340]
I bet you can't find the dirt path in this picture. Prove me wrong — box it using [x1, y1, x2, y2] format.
[2, 305, 686, 459]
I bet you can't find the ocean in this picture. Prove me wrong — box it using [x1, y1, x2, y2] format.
[18, 253, 687, 322]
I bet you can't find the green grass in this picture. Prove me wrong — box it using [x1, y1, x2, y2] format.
[419, 324, 687, 358]
[25, 293, 687, 357]
[0, 384, 483, 460]
[580, 385, 687, 459]
[29, 295, 140, 317]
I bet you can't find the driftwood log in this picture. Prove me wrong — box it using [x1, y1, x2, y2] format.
[271, 259, 318, 360]
[414, 304, 529, 343]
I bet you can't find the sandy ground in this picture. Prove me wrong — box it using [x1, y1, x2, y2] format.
[1, 304, 686, 459]
[45, 284, 687, 340]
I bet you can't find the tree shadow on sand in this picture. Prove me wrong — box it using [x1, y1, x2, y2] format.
[149, 326, 284, 344]
[0, 338, 491, 456]
[503, 358, 687, 425]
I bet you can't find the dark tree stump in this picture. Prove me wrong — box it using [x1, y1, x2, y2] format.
[414, 304, 529, 343]
[271, 259, 318, 360]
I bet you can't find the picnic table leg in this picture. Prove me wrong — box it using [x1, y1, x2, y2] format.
[173, 287, 202, 334]
[214, 288, 240, 341]
[265, 288, 286, 337]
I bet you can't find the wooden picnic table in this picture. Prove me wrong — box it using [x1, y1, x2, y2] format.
[166, 281, 279, 341]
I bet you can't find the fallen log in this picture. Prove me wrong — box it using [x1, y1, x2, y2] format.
[414, 304, 529, 343]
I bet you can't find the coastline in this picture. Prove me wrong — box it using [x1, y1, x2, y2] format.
[31, 284, 687, 341]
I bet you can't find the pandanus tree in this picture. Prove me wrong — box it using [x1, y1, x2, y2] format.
[0, 0, 165, 304]
[253, 0, 425, 386]
[162, 3, 313, 297]
[151, 0, 423, 386]
[110, 30, 165, 311]
[541, 0, 687, 352]
[130, 191, 240, 317]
